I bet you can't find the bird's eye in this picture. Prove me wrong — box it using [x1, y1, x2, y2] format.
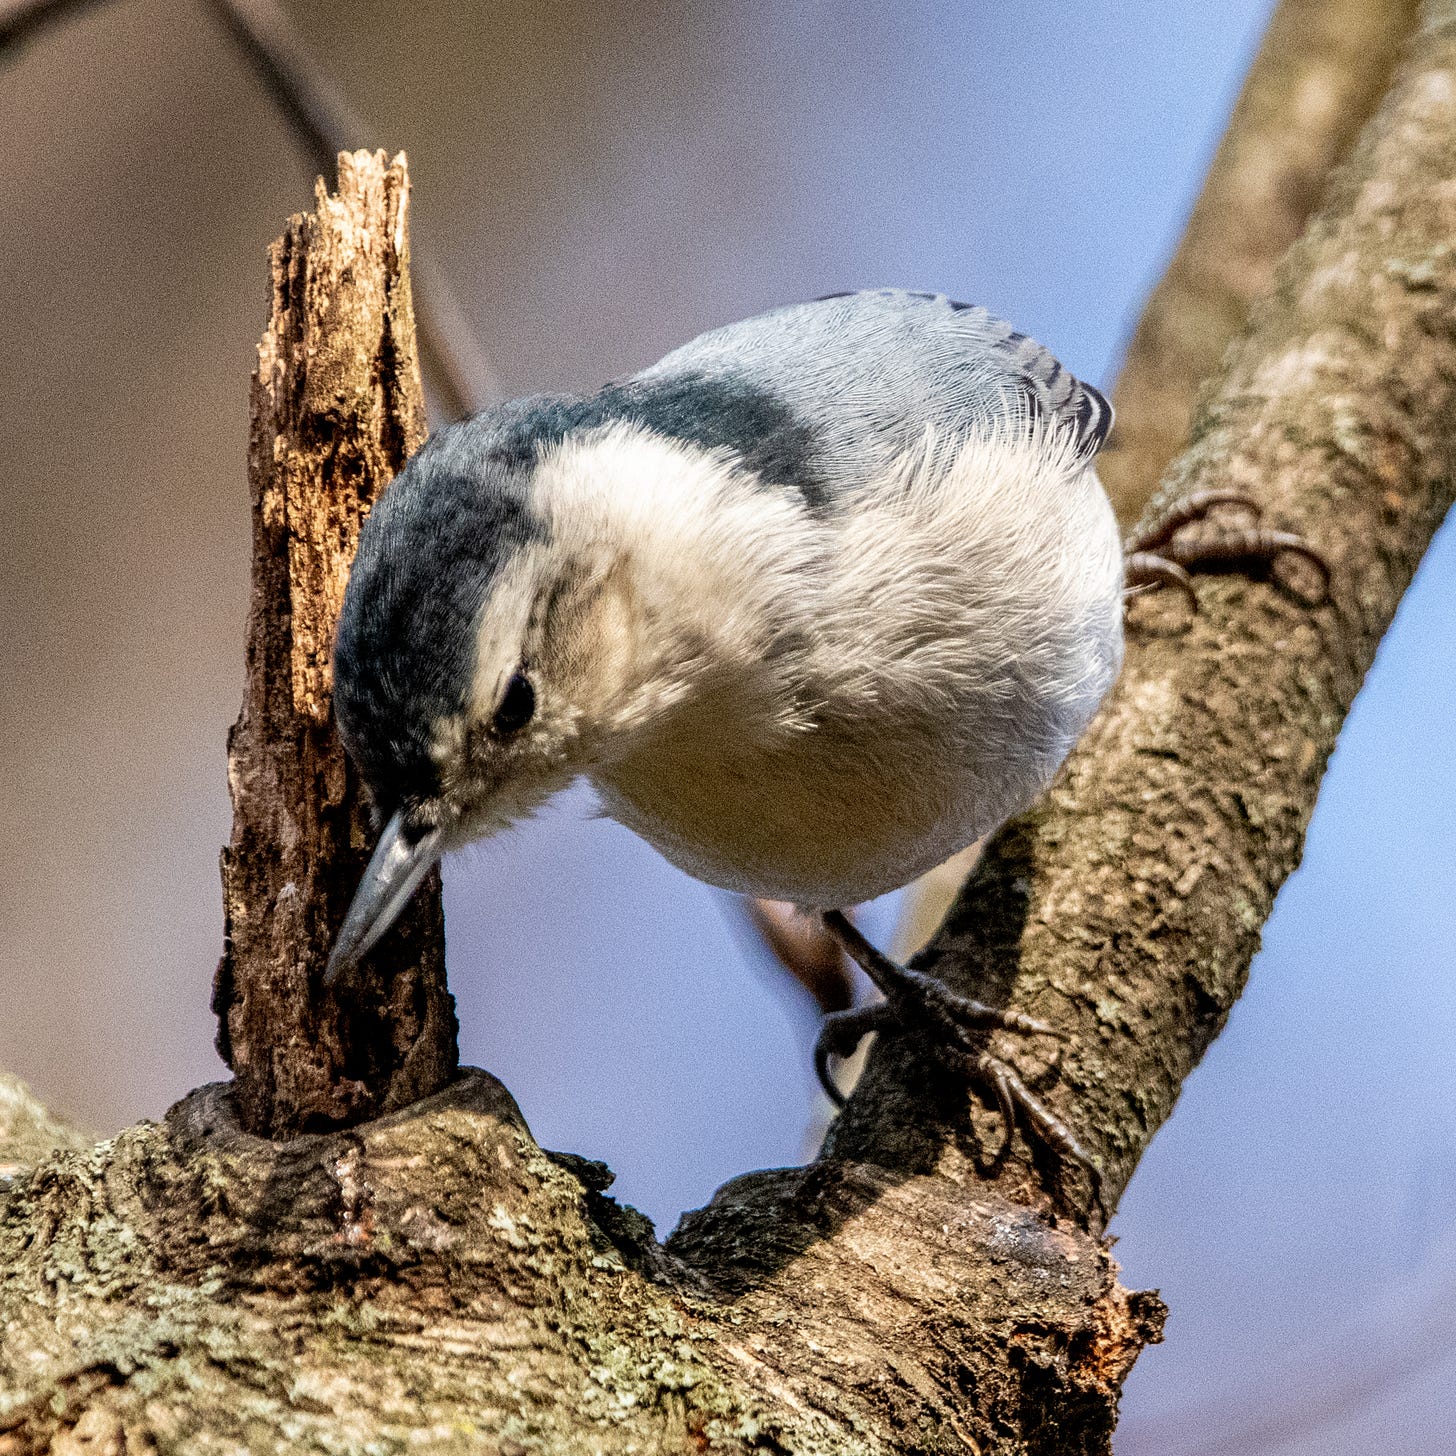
[492, 669, 536, 736]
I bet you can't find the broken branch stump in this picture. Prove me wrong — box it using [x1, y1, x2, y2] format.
[212, 149, 458, 1138]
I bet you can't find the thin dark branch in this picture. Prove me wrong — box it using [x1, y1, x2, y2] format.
[0, 0, 99, 52]
[201, 0, 498, 420]
[1, 0, 498, 421]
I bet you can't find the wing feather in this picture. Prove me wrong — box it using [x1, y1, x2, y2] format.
[621, 288, 1112, 503]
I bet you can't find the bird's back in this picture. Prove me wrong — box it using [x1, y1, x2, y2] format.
[629, 288, 1112, 502]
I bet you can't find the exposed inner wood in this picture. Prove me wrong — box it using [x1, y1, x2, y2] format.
[211, 149, 458, 1139]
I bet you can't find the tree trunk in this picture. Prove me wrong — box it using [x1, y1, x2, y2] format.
[5, 0, 1456, 1446]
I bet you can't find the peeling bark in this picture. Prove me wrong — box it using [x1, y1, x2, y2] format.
[6, 3, 1456, 1446]
[212, 149, 457, 1138]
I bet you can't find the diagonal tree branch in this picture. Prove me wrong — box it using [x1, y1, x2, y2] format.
[1099, 0, 1422, 523]
[822, 0, 1456, 1213]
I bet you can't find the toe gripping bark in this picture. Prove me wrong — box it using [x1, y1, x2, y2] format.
[814, 910, 1106, 1220]
[1123, 488, 1331, 615]
[813, 494, 1328, 1221]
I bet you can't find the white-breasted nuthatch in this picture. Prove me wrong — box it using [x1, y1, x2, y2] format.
[324, 288, 1321, 1203]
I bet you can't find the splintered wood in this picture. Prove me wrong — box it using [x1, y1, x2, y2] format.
[214, 150, 457, 1138]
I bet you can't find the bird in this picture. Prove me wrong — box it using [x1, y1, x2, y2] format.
[323, 287, 1321, 1207]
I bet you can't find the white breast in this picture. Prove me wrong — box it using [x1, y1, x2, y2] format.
[589, 420, 1125, 907]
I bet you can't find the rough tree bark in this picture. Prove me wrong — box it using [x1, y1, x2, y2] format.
[0, 1077, 85, 1188]
[5, 1, 1456, 1449]
[211, 150, 458, 1137]
[1098, 0, 1421, 523]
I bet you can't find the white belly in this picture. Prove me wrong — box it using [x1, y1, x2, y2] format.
[593, 441, 1125, 907]
[595, 719, 976, 906]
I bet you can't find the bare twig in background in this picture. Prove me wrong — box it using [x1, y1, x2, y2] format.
[199, 0, 499, 419]
[207, 0, 852, 1025]
[0, 0, 92, 51]
[211, 150, 458, 1137]
[2, 0, 855, 1033]
[0, 0, 499, 420]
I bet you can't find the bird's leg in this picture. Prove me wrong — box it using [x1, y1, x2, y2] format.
[814, 910, 1103, 1216]
[1123, 488, 1331, 613]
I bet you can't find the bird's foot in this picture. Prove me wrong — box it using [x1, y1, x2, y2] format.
[814, 910, 1104, 1218]
[1123, 489, 1330, 621]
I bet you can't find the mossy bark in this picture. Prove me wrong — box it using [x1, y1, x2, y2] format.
[6, 1, 1456, 1444]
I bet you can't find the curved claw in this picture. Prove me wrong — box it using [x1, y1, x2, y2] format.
[991, 1057, 1107, 1224]
[1124, 489, 1264, 555]
[1004, 1011, 1057, 1038]
[939, 1003, 1058, 1051]
[981, 1057, 1019, 1170]
[814, 1002, 892, 1107]
[814, 1034, 848, 1109]
[1263, 533, 1333, 606]
[1123, 551, 1199, 628]
[811, 912, 1104, 1221]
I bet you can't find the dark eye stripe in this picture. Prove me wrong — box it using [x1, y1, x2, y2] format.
[492, 670, 536, 736]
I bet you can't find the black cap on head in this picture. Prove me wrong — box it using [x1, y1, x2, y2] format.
[332, 415, 549, 812]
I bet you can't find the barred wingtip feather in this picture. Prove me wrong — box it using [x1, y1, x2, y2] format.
[812, 288, 1112, 458]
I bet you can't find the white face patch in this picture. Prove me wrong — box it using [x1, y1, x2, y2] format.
[527, 422, 826, 739]
[464, 548, 547, 726]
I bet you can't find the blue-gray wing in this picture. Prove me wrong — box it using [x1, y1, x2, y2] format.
[626, 289, 1112, 506]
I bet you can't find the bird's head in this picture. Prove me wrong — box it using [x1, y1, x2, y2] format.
[324, 408, 645, 982]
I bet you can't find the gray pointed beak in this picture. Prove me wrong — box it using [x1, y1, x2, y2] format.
[324, 809, 444, 986]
